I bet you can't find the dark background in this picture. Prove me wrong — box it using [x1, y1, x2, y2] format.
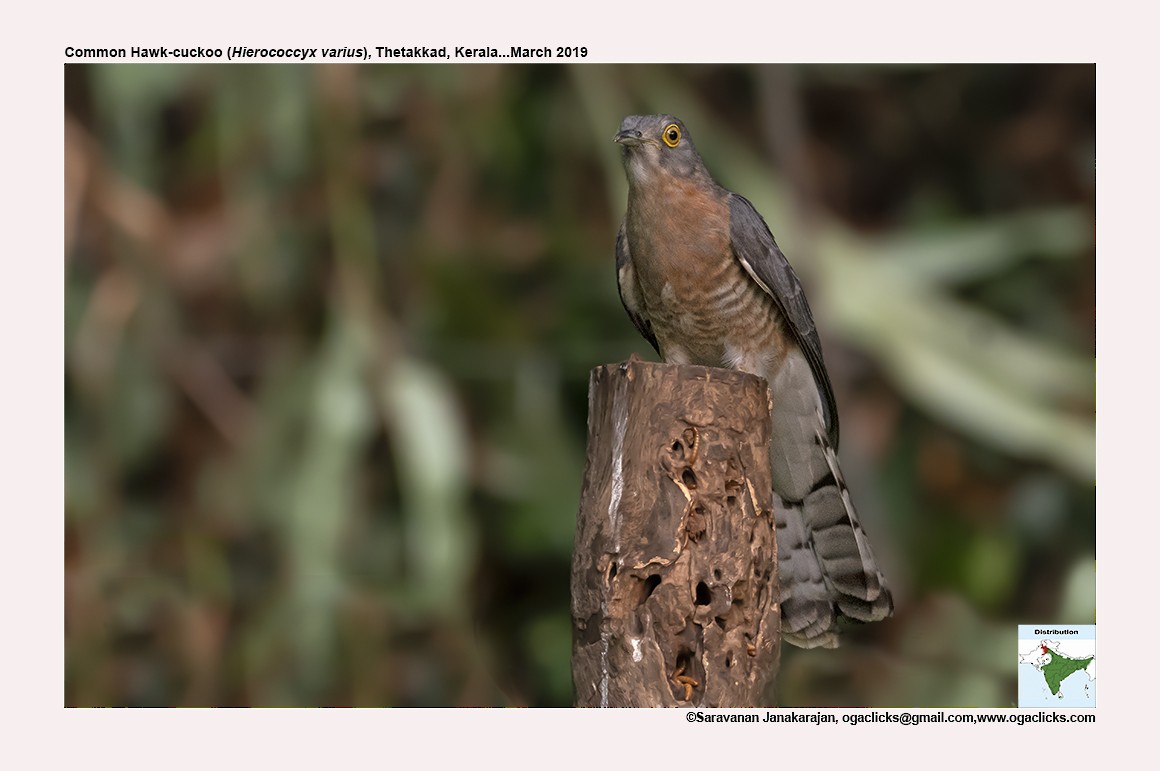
[64, 63, 1094, 707]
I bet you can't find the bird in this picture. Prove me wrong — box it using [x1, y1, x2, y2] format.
[612, 113, 892, 648]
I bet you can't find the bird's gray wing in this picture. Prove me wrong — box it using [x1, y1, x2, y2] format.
[615, 223, 660, 355]
[729, 193, 890, 647]
[727, 194, 839, 447]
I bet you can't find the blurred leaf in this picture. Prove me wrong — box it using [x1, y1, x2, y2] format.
[875, 206, 1093, 285]
[883, 595, 1015, 707]
[1059, 559, 1096, 624]
[525, 610, 573, 705]
[821, 227, 1093, 403]
[963, 531, 1019, 608]
[109, 346, 171, 468]
[282, 313, 374, 696]
[380, 357, 474, 616]
[485, 356, 583, 560]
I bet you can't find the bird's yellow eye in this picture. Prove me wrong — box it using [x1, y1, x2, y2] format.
[662, 123, 681, 147]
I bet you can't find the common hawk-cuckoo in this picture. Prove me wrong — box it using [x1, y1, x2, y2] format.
[613, 114, 893, 648]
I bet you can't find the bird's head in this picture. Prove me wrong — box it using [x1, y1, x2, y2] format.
[614, 114, 709, 187]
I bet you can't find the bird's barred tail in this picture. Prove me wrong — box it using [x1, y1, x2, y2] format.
[774, 428, 893, 649]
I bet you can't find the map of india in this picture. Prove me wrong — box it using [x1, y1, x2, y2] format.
[1017, 625, 1095, 708]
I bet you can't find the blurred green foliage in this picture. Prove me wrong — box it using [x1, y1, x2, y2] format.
[64, 63, 1094, 707]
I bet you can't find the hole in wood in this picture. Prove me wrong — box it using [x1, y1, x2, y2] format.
[695, 581, 711, 606]
[581, 612, 602, 644]
[725, 652, 733, 668]
[682, 467, 697, 489]
[715, 616, 726, 631]
[629, 573, 663, 616]
[725, 481, 742, 512]
[713, 568, 722, 581]
[686, 503, 707, 543]
[607, 561, 617, 580]
[643, 574, 660, 600]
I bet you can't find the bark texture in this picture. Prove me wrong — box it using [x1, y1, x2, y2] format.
[571, 359, 780, 707]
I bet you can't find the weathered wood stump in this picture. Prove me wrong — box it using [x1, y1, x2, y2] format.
[571, 359, 780, 707]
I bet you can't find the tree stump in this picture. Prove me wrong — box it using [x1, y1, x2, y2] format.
[571, 359, 780, 707]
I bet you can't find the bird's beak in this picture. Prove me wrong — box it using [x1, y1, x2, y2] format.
[614, 129, 644, 146]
